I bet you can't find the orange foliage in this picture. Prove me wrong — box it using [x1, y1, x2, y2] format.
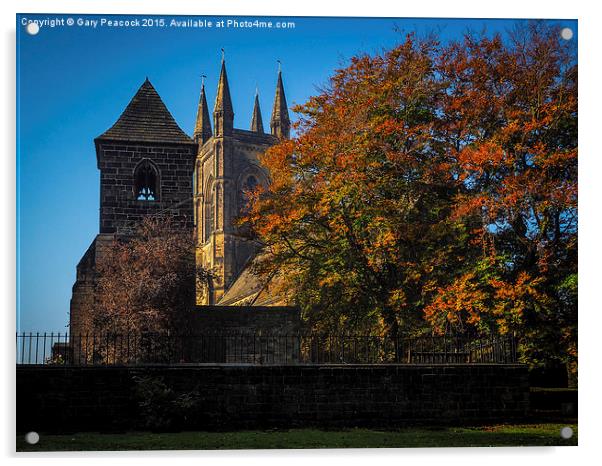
[241, 23, 577, 373]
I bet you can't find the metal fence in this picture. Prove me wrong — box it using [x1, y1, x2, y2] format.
[16, 332, 517, 366]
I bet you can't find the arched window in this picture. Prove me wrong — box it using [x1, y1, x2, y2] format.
[244, 175, 258, 192]
[204, 183, 214, 243]
[134, 160, 159, 201]
[239, 174, 260, 215]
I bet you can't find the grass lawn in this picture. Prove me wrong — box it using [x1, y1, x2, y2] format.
[17, 423, 577, 451]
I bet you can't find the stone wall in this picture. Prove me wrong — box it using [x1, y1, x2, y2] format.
[191, 306, 302, 363]
[70, 138, 197, 334]
[192, 305, 301, 333]
[69, 234, 117, 336]
[17, 364, 529, 433]
[97, 141, 197, 235]
[195, 128, 276, 305]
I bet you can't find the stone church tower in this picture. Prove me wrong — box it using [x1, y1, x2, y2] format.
[69, 79, 198, 335]
[195, 58, 290, 305]
[70, 57, 292, 334]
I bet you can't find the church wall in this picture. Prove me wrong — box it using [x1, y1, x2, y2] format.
[69, 234, 118, 335]
[71, 138, 198, 332]
[98, 141, 197, 235]
[192, 305, 301, 334]
[195, 132, 276, 305]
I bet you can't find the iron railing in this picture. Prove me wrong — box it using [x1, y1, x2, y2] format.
[16, 332, 518, 366]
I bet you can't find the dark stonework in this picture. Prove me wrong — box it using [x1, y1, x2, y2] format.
[191, 306, 303, 363]
[95, 79, 197, 235]
[97, 142, 196, 235]
[17, 364, 530, 433]
[69, 80, 198, 335]
[192, 305, 301, 333]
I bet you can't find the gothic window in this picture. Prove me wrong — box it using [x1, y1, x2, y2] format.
[240, 174, 260, 214]
[204, 183, 214, 243]
[134, 160, 159, 201]
[244, 175, 258, 192]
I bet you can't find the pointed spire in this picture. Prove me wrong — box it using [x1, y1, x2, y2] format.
[194, 75, 212, 144]
[250, 89, 264, 133]
[270, 62, 290, 139]
[213, 51, 234, 136]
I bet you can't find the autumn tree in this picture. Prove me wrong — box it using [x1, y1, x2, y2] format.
[93, 216, 202, 334]
[425, 23, 577, 383]
[243, 23, 577, 381]
[244, 35, 464, 337]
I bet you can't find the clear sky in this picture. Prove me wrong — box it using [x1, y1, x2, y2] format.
[16, 14, 577, 332]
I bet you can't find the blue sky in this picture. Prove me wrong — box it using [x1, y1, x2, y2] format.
[16, 14, 577, 332]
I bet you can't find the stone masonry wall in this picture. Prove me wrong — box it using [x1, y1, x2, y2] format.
[195, 130, 275, 304]
[17, 364, 529, 433]
[98, 141, 197, 235]
[192, 305, 301, 333]
[191, 306, 302, 363]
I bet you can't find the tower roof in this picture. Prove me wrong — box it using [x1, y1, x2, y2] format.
[194, 79, 213, 143]
[97, 79, 194, 144]
[214, 59, 234, 115]
[250, 92, 264, 133]
[270, 69, 290, 126]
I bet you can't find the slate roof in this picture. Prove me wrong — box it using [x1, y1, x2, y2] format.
[97, 79, 195, 145]
[218, 253, 287, 307]
[217, 265, 265, 306]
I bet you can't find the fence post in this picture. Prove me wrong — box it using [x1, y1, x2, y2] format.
[35, 332, 39, 365]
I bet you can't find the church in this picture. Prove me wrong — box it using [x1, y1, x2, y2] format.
[69, 56, 295, 336]
[194, 58, 290, 307]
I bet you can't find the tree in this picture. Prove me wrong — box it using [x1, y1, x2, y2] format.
[243, 23, 577, 382]
[425, 23, 577, 383]
[92, 216, 202, 334]
[244, 34, 463, 337]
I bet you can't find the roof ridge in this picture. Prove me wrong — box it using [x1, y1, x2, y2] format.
[97, 79, 195, 145]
